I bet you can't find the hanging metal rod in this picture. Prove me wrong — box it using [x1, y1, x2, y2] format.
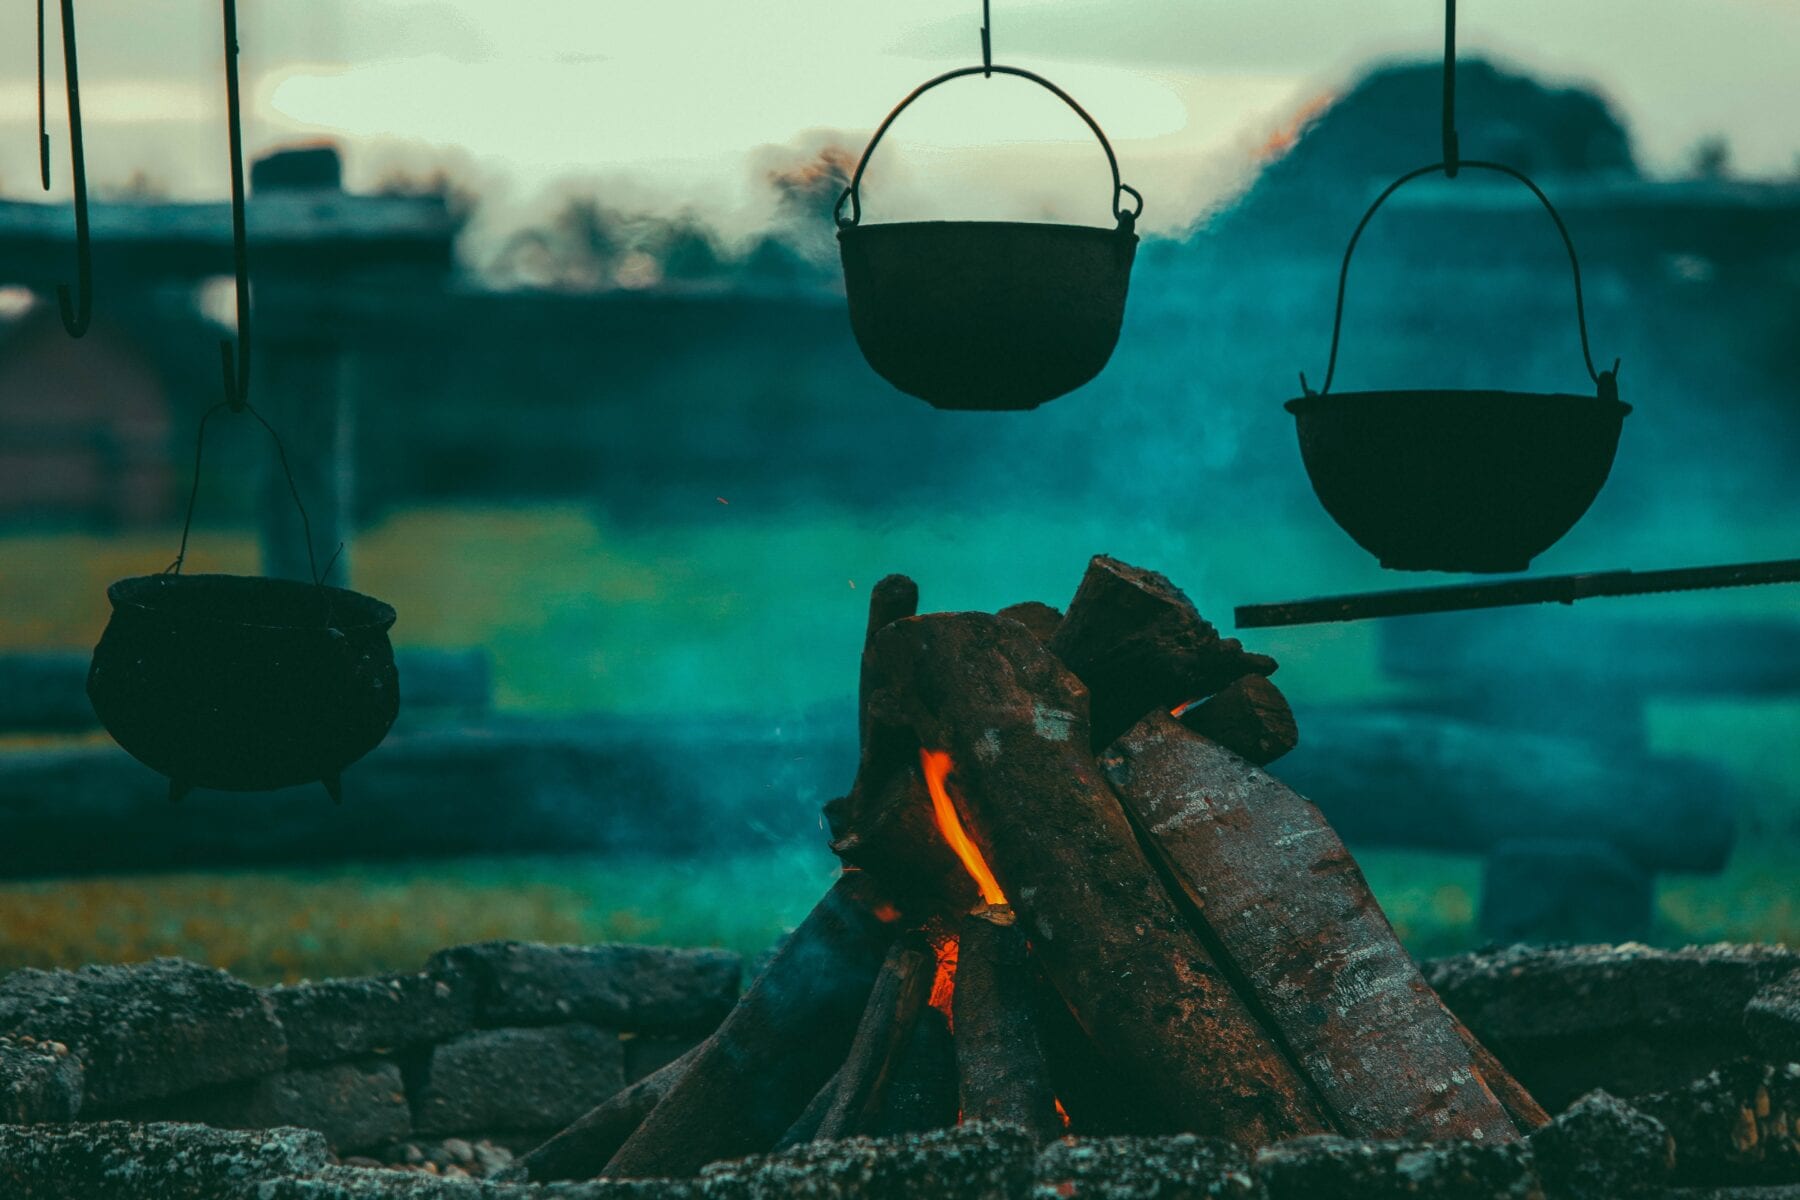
[1442, 0, 1459, 176]
[980, 0, 992, 77]
[1235, 558, 1800, 628]
[219, 0, 251, 410]
[40, 0, 91, 336]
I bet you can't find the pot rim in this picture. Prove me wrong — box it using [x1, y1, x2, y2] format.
[105, 573, 397, 633]
[838, 218, 1138, 244]
[1285, 388, 1632, 418]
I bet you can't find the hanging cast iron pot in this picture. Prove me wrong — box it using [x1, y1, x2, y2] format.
[87, 0, 399, 803]
[835, 55, 1143, 411]
[1288, 163, 1629, 575]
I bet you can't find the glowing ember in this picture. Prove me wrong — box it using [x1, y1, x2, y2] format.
[1169, 699, 1203, 718]
[929, 933, 958, 1023]
[920, 749, 1007, 906]
[1054, 1097, 1072, 1128]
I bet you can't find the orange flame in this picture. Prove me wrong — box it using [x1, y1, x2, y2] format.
[929, 933, 958, 1023]
[1054, 1097, 1072, 1129]
[920, 749, 1007, 906]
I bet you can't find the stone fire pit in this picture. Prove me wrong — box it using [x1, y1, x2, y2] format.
[2, 938, 1798, 1198]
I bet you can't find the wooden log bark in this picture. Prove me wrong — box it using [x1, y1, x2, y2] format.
[1445, 1007, 1551, 1133]
[1049, 556, 1276, 748]
[602, 872, 898, 1178]
[996, 601, 1062, 644]
[810, 936, 932, 1141]
[1178, 675, 1298, 766]
[826, 574, 921, 846]
[1030, 970, 1170, 1136]
[518, 1040, 703, 1181]
[863, 612, 1327, 1147]
[952, 908, 1060, 1142]
[869, 1005, 958, 1135]
[1099, 711, 1516, 1144]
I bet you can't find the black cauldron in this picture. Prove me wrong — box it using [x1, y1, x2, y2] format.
[88, 574, 399, 800]
[1292, 161, 1629, 572]
[836, 65, 1141, 411]
[1286, 388, 1629, 573]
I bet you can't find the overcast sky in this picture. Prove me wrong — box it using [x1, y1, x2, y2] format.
[2, 1, 1797, 237]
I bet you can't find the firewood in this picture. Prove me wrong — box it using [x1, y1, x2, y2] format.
[1049, 555, 1277, 748]
[996, 601, 1062, 644]
[862, 612, 1327, 1147]
[1099, 711, 1516, 1144]
[869, 1005, 958, 1135]
[810, 936, 933, 1140]
[1029, 969, 1168, 1135]
[1445, 1007, 1551, 1133]
[1177, 674, 1298, 766]
[826, 574, 921, 845]
[952, 908, 1059, 1142]
[602, 872, 899, 1178]
[517, 1040, 702, 1181]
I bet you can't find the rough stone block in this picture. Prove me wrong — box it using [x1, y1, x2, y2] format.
[1527, 1090, 1673, 1199]
[0, 1032, 83, 1123]
[1746, 970, 1800, 1063]
[410, 1024, 625, 1135]
[698, 1122, 1037, 1200]
[1634, 1061, 1800, 1187]
[1425, 944, 1800, 1110]
[267, 971, 476, 1065]
[1254, 1135, 1540, 1200]
[254, 1165, 694, 1198]
[0, 958, 287, 1109]
[427, 942, 740, 1034]
[141, 1060, 411, 1153]
[1034, 1134, 1263, 1198]
[0, 1120, 326, 1200]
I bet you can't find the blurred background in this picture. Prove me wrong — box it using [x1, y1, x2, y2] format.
[0, 0, 1794, 983]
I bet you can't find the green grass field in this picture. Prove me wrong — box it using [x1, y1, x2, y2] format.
[0, 504, 1793, 982]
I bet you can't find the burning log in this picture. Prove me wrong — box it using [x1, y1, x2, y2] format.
[863, 611, 1328, 1147]
[809, 936, 933, 1141]
[1176, 674, 1298, 766]
[601, 872, 898, 1179]
[1099, 711, 1517, 1144]
[1050, 556, 1276, 748]
[517, 1041, 701, 1181]
[951, 909, 1059, 1142]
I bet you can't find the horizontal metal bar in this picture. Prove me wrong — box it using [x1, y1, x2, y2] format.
[1235, 558, 1800, 628]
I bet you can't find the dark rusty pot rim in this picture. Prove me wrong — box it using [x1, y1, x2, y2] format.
[1285, 389, 1632, 419]
[105, 573, 396, 633]
[838, 219, 1138, 245]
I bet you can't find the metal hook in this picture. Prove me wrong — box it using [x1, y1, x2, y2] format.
[1441, 0, 1460, 177]
[219, 0, 252, 411]
[45, 0, 92, 336]
[980, 0, 992, 77]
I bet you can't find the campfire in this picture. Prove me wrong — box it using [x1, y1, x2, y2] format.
[519, 557, 1546, 1182]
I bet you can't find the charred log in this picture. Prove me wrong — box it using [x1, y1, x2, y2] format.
[601, 872, 897, 1178]
[1177, 674, 1298, 766]
[996, 601, 1063, 644]
[863, 611, 1327, 1147]
[810, 936, 932, 1141]
[869, 1005, 958, 1135]
[951, 909, 1059, 1142]
[1099, 712, 1515, 1143]
[1050, 556, 1276, 749]
[517, 1040, 701, 1181]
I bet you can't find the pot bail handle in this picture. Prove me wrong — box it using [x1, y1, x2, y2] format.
[165, 400, 337, 598]
[1300, 160, 1619, 400]
[833, 64, 1142, 231]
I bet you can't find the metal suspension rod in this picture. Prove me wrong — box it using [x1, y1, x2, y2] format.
[1442, 0, 1459, 176]
[1235, 558, 1800, 628]
[220, 0, 252, 410]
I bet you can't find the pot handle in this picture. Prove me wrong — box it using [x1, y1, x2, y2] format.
[1301, 160, 1619, 401]
[164, 400, 338, 619]
[834, 64, 1143, 231]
